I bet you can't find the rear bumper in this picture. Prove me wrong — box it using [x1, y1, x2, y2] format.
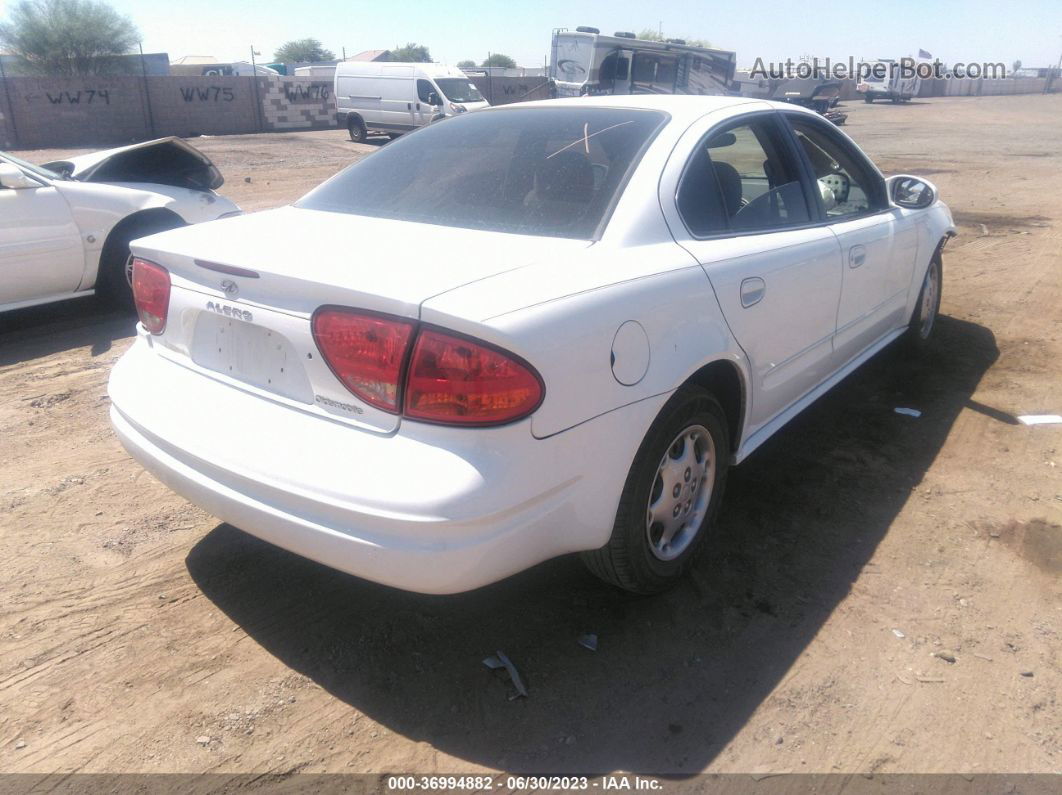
[109, 336, 664, 593]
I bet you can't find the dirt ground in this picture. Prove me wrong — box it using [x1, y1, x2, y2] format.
[1, 95, 1060, 777]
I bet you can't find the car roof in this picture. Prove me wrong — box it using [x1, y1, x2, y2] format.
[509, 94, 821, 124]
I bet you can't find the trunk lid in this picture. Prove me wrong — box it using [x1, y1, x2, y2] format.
[131, 206, 590, 433]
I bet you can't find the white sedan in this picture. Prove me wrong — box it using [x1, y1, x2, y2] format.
[109, 96, 953, 594]
[0, 138, 240, 313]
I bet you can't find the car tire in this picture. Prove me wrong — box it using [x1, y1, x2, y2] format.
[387, 133, 402, 140]
[582, 386, 729, 594]
[864, 95, 874, 103]
[97, 215, 184, 309]
[348, 117, 367, 143]
[903, 253, 942, 350]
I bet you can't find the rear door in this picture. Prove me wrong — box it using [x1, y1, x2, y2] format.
[0, 165, 84, 307]
[662, 111, 844, 431]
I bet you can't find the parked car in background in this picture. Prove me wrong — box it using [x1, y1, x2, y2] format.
[857, 58, 922, 103]
[0, 138, 240, 313]
[334, 61, 489, 142]
[109, 96, 953, 596]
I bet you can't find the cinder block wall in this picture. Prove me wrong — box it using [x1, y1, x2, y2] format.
[3, 76, 151, 148]
[469, 75, 551, 105]
[144, 76, 259, 137]
[259, 77, 337, 130]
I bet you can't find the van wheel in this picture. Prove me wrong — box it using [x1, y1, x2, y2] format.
[582, 386, 729, 594]
[348, 117, 367, 143]
[864, 94, 873, 103]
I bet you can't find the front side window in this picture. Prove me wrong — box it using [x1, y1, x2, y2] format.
[788, 117, 883, 219]
[677, 117, 810, 236]
[416, 79, 437, 104]
[297, 107, 667, 239]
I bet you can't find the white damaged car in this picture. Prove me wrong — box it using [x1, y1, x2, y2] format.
[0, 137, 240, 313]
[109, 96, 954, 595]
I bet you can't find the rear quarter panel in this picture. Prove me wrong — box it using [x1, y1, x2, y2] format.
[420, 243, 748, 439]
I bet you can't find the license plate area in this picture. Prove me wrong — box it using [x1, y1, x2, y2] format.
[190, 311, 313, 404]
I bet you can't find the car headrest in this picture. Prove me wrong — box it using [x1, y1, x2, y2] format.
[536, 150, 595, 203]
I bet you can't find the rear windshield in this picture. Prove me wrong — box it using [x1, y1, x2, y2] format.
[296, 107, 667, 239]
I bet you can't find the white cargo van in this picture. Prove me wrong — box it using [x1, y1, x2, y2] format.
[334, 62, 490, 142]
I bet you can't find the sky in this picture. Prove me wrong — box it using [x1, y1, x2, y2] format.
[1, 0, 1060, 70]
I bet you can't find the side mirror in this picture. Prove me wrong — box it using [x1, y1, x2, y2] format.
[888, 175, 935, 209]
[427, 91, 442, 106]
[0, 162, 38, 189]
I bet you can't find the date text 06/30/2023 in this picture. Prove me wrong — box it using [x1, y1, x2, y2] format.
[385, 775, 664, 791]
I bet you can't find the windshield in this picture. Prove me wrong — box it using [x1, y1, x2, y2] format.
[435, 78, 484, 103]
[297, 107, 666, 240]
[0, 151, 62, 181]
[552, 34, 594, 84]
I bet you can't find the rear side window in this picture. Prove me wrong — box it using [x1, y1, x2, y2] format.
[677, 116, 810, 236]
[297, 107, 667, 239]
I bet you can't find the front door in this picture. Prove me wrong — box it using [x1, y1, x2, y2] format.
[0, 168, 83, 308]
[785, 114, 898, 365]
[666, 113, 844, 431]
[415, 79, 440, 126]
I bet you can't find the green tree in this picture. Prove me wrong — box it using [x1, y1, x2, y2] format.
[389, 42, 431, 62]
[0, 0, 139, 76]
[456, 59, 476, 68]
[273, 38, 335, 63]
[481, 53, 516, 69]
[636, 28, 711, 48]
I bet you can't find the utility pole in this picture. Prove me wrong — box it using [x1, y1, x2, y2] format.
[250, 45, 263, 132]
[138, 41, 156, 136]
[0, 54, 19, 148]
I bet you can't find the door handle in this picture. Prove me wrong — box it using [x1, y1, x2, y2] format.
[407, 102, 412, 110]
[849, 245, 867, 268]
[740, 277, 766, 308]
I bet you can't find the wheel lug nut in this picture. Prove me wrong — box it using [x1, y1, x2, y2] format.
[672, 505, 681, 517]
[684, 468, 691, 482]
[672, 484, 681, 498]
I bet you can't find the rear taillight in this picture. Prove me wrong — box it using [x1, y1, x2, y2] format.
[404, 329, 543, 425]
[131, 257, 170, 334]
[312, 307, 544, 426]
[312, 308, 415, 412]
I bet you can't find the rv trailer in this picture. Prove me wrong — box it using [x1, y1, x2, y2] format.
[549, 27, 737, 98]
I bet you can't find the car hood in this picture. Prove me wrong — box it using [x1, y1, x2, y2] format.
[130, 205, 593, 318]
[42, 137, 223, 192]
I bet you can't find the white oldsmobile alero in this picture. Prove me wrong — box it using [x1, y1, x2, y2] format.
[109, 96, 955, 594]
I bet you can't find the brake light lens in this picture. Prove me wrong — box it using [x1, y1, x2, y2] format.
[312, 308, 415, 413]
[404, 329, 543, 425]
[131, 257, 170, 334]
